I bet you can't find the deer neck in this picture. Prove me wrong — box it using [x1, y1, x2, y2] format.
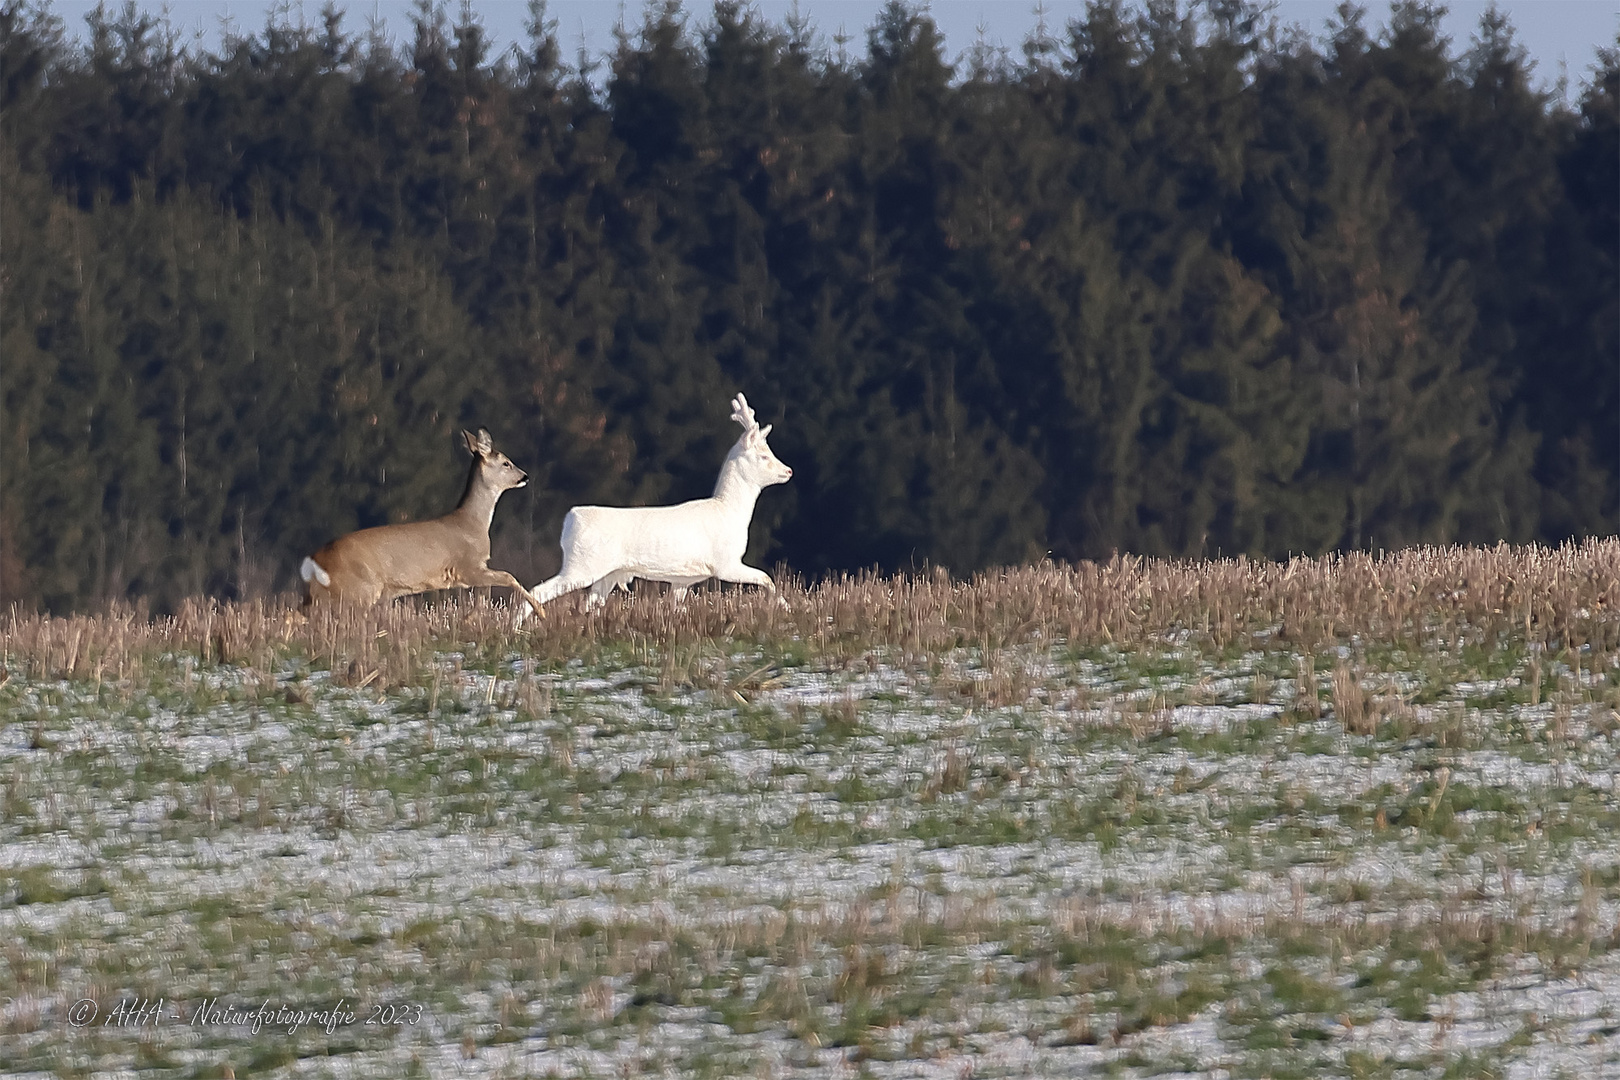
[453, 465, 502, 532]
[711, 459, 762, 517]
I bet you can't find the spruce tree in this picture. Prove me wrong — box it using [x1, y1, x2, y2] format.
[1279, 8, 1509, 550]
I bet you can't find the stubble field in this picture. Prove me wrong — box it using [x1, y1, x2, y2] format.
[3, 542, 1620, 1079]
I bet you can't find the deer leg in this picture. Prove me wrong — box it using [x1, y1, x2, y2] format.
[322, 575, 384, 607]
[531, 568, 598, 606]
[715, 564, 775, 591]
[716, 564, 788, 608]
[587, 570, 633, 610]
[464, 568, 547, 622]
[665, 576, 706, 601]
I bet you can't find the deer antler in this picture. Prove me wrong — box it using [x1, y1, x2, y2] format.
[730, 393, 757, 433]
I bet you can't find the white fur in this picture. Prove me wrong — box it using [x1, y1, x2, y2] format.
[521, 394, 792, 619]
[300, 556, 331, 587]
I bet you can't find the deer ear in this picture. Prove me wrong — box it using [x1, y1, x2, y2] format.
[758, 423, 772, 440]
[475, 429, 494, 455]
[462, 429, 480, 454]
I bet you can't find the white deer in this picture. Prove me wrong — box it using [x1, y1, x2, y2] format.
[300, 428, 545, 619]
[521, 394, 792, 618]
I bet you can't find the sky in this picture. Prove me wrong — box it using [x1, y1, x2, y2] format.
[42, 0, 1620, 96]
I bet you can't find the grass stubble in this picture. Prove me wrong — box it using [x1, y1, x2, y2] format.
[1, 540, 1618, 1078]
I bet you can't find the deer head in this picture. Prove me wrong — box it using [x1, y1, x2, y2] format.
[463, 428, 529, 494]
[726, 394, 792, 489]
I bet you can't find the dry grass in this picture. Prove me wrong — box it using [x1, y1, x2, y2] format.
[1332, 661, 1371, 735]
[4, 540, 1617, 682]
[4, 540, 1620, 1077]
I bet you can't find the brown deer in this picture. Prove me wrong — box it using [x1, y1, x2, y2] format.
[300, 429, 544, 619]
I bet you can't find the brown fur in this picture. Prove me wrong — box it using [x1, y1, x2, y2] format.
[302, 429, 544, 618]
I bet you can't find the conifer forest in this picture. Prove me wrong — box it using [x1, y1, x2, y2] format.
[1, 0, 1615, 613]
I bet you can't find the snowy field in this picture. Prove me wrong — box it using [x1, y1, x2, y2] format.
[3, 578, 1620, 1078]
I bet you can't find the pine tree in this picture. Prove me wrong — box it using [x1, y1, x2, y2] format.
[1536, 42, 1619, 535]
[600, 1, 732, 509]
[1279, 8, 1510, 550]
[2, 0, 1611, 609]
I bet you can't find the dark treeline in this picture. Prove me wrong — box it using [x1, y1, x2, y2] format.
[1, 0, 1614, 612]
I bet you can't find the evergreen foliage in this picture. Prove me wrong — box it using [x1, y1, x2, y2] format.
[1, 0, 1613, 610]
